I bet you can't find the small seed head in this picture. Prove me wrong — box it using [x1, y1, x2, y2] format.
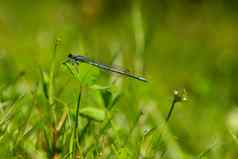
[173, 89, 188, 103]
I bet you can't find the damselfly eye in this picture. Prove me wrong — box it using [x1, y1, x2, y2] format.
[68, 54, 73, 58]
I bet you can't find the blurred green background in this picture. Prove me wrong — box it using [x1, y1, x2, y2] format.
[0, 0, 238, 158]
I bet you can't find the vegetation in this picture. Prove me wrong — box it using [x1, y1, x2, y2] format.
[0, 0, 238, 158]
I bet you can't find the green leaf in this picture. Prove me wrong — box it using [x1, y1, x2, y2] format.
[91, 85, 121, 110]
[69, 131, 75, 159]
[79, 107, 105, 122]
[116, 147, 132, 159]
[40, 70, 50, 99]
[109, 93, 121, 110]
[196, 141, 217, 159]
[100, 89, 112, 108]
[64, 62, 100, 86]
[90, 85, 110, 90]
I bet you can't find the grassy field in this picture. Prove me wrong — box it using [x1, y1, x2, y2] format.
[0, 1, 238, 158]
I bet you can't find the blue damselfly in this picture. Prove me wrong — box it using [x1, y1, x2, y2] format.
[65, 54, 148, 82]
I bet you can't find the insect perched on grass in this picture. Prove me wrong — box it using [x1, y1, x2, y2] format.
[64, 53, 148, 82]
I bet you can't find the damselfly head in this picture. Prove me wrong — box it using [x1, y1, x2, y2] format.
[62, 54, 75, 64]
[68, 53, 73, 58]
